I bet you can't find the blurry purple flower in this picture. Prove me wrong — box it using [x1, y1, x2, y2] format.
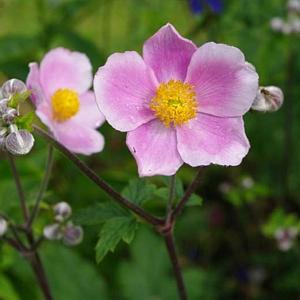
[188, 0, 223, 15]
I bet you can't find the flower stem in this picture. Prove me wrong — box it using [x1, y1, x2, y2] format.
[172, 168, 204, 219]
[33, 125, 164, 226]
[164, 231, 187, 300]
[28, 145, 54, 227]
[7, 154, 29, 222]
[27, 252, 53, 300]
[166, 175, 176, 217]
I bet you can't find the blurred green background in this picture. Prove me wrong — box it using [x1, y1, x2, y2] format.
[1, 0, 300, 299]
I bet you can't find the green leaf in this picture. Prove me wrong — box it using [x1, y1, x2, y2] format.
[42, 245, 108, 300]
[96, 217, 138, 263]
[185, 194, 203, 207]
[73, 202, 128, 226]
[122, 179, 156, 205]
[8, 90, 31, 108]
[0, 274, 20, 300]
[15, 112, 34, 131]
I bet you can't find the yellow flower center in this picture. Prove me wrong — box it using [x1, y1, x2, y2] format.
[150, 80, 198, 127]
[51, 88, 80, 122]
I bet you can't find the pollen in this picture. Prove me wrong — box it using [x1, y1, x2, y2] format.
[150, 80, 198, 127]
[51, 88, 80, 122]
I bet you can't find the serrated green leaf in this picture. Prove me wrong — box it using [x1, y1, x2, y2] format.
[122, 179, 156, 205]
[96, 217, 138, 263]
[73, 202, 128, 226]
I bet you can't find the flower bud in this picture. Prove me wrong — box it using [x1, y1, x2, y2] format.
[62, 223, 83, 246]
[0, 217, 8, 236]
[53, 202, 72, 222]
[5, 126, 34, 155]
[270, 17, 284, 32]
[0, 99, 9, 114]
[1, 79, 27, 98]
[2, 108, 18, 124]
[251, 86, 284, 112]
[43, 223, 63, 240]
[241, 177, 254, 189]
[275, 227, 298, 251]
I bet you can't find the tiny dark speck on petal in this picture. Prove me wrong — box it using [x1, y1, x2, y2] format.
[133, 147, 136, 153]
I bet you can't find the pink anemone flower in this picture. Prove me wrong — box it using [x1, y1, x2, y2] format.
[94, 24, 259, 176]
[26, 47, 105, 155]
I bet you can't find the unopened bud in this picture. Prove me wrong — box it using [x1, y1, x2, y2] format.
[5, 126, 34, 155]
[251, 86, 284, 112]
[62, 223, 83, 246]
[1, 79, 27, 98]
[43, 223, 63, 240]
[270, 17, 284, 31]
[0, 217, 8, 236]
[0, 99, 9, 114]
[275, 227, 298, 251]
[2, 108, 18, 124]
[54, 202, 72, 222]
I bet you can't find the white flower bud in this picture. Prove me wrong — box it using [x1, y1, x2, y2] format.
[53, 202, 72, 222]
[0, 217, 8, 236]
[0, 99, 9, 114]
[5, 126, 34, 155]
[62, 223, 83, 246]
[287, 0, 300, 12]
[251, 86, 284, 112]
[275, 227, 298, 251]
[43, 223, 63, 240]
[270, 17, 284, 31]
[2, 108, 18, 124]
[1, 79, 27, 98]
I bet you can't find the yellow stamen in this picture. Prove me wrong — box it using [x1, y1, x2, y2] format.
[150, 80, 197, 127]
[51, 88, 80, 122]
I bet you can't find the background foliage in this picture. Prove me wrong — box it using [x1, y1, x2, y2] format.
[1, 0, 300, 299]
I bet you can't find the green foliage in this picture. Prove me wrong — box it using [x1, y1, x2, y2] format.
[96, 216, 138, 263]
[262, 208, 300, 237]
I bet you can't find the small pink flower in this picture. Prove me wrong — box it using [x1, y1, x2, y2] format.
[27, 47, 105, 155]
[94, 24, 258, 176]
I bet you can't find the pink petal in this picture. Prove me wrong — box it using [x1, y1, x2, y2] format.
[143, 23, 197, 83]
[94, 51, 157, 132]
[176, 113, 250, 166]
[185, 42, 259, 117]
[36, 102, 55, 132]
[53, 120, 105, 155]
[126, 119, 183, 177]
[39, 47, 92, 98]
[26, 63, 45, 106]
[72, 91, 105, 128]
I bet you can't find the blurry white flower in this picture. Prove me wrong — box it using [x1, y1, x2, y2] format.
[287, 0, 300, 12]
[241, 177, 254, 189]
[275, 227, 298, 251]
[54, 202, 72, 222]
[270, 17, 285, 31]
[43, 223, 63, 240]
[0, 217, 8, 236]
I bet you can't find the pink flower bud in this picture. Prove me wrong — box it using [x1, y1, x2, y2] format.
[0, 217, 8, 236]
[62, 223, 83, 246]
[43, 223, 63, 240]
[54, 202, 72, 222]
[1, 79, 27, 98]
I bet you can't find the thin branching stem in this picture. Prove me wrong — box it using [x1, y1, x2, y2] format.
[172, 168, 204, 219]
[28, 145, 54, 227]
[8, 155, 29, 222]
[33, 125, 164, 226]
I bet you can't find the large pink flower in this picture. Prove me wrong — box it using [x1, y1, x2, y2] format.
[94, 24, 258, 176]
[27, 47, 105, 155]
